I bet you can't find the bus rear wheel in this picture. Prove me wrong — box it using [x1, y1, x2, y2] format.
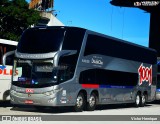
[74, 92, 86, 112]
[140, 94, 147, 107]
[86, 93, 97, 111]
[134, 93, 141, 107]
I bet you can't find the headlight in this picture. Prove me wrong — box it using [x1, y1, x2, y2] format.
[44, 91, 54, 96]
[43, 90, 59, 96]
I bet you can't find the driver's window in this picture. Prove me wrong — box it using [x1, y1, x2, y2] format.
[58, 55, 77, 83]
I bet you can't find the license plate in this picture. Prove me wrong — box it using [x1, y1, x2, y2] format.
[25, 100, 33, 104]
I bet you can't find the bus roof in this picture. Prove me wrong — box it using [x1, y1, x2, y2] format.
[0, 39, 18, 46]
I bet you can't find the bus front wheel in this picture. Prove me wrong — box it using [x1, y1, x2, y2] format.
[86, 93, 97, 111]
[74, 92, 86, 112]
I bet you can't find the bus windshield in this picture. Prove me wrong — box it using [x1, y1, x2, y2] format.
[17, 28, 65, 54]
[12, 59, 73, 88]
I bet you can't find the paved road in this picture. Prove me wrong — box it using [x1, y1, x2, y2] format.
[0, 101, 160, 124]
[0, 101, 160, 115]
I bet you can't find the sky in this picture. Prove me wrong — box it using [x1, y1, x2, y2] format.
[26, 0, 150, 47]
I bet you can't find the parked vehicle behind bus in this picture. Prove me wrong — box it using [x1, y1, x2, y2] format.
[0, 39, 17, 100]
[4, 26, 157, 111]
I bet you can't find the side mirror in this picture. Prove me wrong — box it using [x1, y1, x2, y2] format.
[2, 50, 15, 66]
[53, 50, 77, 67]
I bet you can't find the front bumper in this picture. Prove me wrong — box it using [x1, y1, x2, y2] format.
[10, 91, 58, 106]
[10, 85, 61, 106]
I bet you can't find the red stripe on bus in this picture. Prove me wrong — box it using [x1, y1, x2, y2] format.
[81, 84, 99, 88]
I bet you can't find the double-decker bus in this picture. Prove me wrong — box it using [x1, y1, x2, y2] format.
[6, 26, 157, 111]
[0, 39, 17, 100]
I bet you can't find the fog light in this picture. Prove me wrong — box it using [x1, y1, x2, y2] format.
[44, 89, 60, 96]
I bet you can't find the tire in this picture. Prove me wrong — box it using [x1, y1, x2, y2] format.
[74, 92, 86, 112]
[86, 93, 97, 111]
[134, 93, 141, 107]
[140, 94, 147, 107]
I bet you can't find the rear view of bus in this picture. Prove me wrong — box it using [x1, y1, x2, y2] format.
[9, 26, 157, 112]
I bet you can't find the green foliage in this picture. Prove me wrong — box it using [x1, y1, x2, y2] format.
[0, 0, 41, 41]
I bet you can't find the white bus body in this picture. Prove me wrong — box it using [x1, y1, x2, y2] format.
[0, 39, 17, 100]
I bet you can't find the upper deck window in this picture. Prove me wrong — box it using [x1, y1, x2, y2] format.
[84, 34, 156, 64]
[17, 27, 86, 54]
[17, 28, 65, 54]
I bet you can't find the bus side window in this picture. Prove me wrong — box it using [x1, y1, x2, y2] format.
[95, 69, 108, 85]
[79, 69, 96, 84]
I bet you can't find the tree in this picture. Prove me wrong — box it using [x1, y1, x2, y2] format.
[0, 0, 41, 41]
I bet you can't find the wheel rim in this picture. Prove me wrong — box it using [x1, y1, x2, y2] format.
[136, 95, 140, 105]
[89, 95, 96, 107]
[76, 95, 83, 108]
[142, 95, 146, 104]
